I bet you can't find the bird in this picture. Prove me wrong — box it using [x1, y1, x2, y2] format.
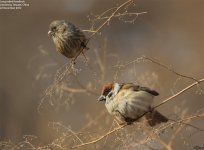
[48, 20, 88, 61]
[98, 83, 168, 126]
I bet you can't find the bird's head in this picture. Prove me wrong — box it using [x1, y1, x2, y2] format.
[98, 83, 121, 101]
[48, 20, 66, 37]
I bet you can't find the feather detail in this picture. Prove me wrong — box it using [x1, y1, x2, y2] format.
[120, 83, 159, 96]
[105, 88, 154, 120]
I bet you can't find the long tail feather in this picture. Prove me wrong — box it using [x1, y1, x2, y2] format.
[145, 110, 168, 126]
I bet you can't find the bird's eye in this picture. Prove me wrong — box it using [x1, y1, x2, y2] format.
[107, 92, 113, 98]
[52, 26, 57, 31]
[103, 90, 109, 96]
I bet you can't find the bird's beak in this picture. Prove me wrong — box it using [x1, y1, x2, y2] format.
[48, 30, 53, 37]
[98, 95, 106, 101]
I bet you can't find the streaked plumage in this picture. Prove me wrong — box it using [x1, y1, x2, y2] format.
[48, 20, 87, 59]
[98, 83, 168, 126]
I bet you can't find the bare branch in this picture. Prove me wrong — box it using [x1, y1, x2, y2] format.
[112, 56, 199, 82]
[88, 0, 134, 40]
[154, 78, 204, 109]
[144, 113, 204, 143]
[71, 124, 127, 149]
[143, 56, 199, 82]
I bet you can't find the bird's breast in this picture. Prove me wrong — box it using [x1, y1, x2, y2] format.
[105, 89, 154, 118]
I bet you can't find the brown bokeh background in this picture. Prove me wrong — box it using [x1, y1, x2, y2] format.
[0, 0, 204, 149]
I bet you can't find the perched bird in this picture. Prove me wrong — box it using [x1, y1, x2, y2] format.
[48, 20, 88, 60]
[98, 83, 168, 126]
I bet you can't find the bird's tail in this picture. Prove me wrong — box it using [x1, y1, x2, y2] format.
[145, 109, 168, 126]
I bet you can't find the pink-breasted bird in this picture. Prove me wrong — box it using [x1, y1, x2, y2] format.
[98, 83, 168, 126]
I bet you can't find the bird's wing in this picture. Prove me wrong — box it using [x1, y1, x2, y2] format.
[113, 84, 154, 115]
[121, 83, 159, 96]
[66, 22, 85, 39]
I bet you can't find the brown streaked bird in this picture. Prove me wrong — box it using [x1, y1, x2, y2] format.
[48, 20, 88, 61]
[98, 83, 168, 126]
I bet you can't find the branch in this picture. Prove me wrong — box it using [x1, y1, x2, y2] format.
[112, 56, 199, 82]
[142, 56, 199, 82]
[154, 78, 204, 109]
[144, 113, 204, 143]
[95, 12, 147, 20]
[88, 0, 134, 40]
[72, 0, 134, 62]
[71, 124, 126, 149]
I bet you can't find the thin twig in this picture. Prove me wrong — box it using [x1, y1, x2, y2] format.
[144, 113, 204, 143]
[88, 0, 133, 40]
[71, 124, 126, 149]
[99, 12, 147, 20]
[154, 78, 203, 109]
[112, 56, 199, 82]
[143, 56, 199, 82]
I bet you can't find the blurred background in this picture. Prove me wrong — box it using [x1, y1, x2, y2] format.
[0, 0, 204, 149]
